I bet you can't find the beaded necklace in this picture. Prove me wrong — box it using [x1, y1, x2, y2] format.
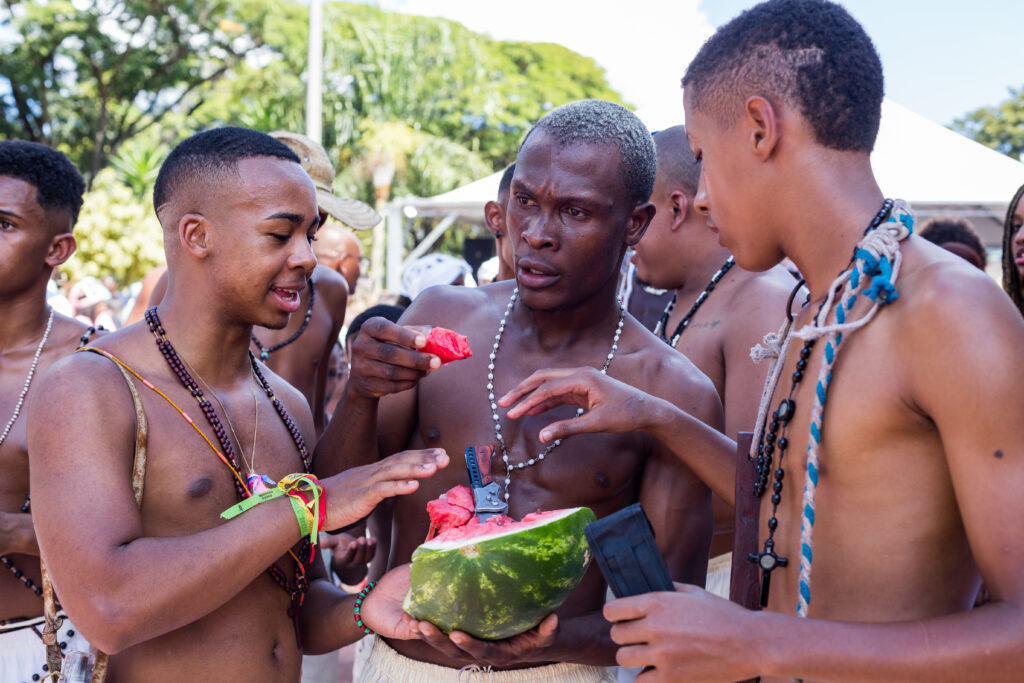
[488, 288, 624, 502]
[0, 308, 53, 594]
[145, 306, 313, 644]
[251, 280, 315, 361]
[749, 199, 915, 616]
[653, 256, 735, 347]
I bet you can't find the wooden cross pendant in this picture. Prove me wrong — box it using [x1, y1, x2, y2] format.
[749, 547, 788, 608]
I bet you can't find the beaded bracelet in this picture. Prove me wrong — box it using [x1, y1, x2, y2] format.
[354, 581, 377, 635]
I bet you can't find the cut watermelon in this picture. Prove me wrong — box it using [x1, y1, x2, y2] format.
[403, 487, 595, 640]
[421, 327, 472, 364]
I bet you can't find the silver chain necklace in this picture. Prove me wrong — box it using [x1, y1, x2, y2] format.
[0, 307, 54, 448]
[487, 288, 625, 502]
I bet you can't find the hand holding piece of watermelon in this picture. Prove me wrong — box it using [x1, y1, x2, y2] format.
[420, 327, 472, 364]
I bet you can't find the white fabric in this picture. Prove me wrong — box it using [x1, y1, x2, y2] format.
[0, 614, 91, 682]
[358, 635, 616, 683]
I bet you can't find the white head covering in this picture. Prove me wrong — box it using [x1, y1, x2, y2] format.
[401, 254, 475, 300]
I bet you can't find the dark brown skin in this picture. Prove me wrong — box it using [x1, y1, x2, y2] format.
[251, 263, 348, 436]
[0, 174, 96, 623]
[317, 130, 723, 670]
[27, 156, 446, 682]
[498, 92, 1024, 682]
[632, 127, 797, 556]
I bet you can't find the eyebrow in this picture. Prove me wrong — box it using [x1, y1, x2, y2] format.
[0, 208, 23, 220]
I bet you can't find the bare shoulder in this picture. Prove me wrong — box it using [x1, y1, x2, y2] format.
[620, 316, 720, 414]
[896, 237, 1021, 335]
[400, 280, 516, 328]
[726, 266, 799, 319]
[311, 264, 348, 318]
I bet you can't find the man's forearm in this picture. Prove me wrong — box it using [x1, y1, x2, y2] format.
[315, 387, 380, 478]
[300, 578, 366, 654]
[540, 612, 617, 667]
[757, 601, 1024, 681]
[646, 399, 738, 507]
[44, 496, 302, 654]
[0, 512, 39, 555]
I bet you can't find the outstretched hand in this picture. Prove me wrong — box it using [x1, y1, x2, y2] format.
[499, 367, 669, 443]
[322, 449, 448, 530]
[605, 583, 761, 682]
[412, 614, 559, 667]
[347, 318, 440, 399]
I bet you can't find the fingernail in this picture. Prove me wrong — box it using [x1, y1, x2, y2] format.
[430, 356, 441, 369]
[434, 452, 448, 464]
[421, 462, 435, 470]
[415, 335, 426, 347]
[540, 429, 551, 442]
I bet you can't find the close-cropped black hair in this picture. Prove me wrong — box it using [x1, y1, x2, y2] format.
[522, 100, 656, 206]
[653, 126, 701, 197]
[918, 217, 986, 267]
[682, 0, 884, 153]
[153, 127, 300, 214]
[1002, 183, 1024, 317]
[497, 163, 516, 201]
[0, 140, 86, 224]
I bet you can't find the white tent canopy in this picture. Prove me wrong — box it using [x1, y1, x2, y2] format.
[384, 99, 1024, 291]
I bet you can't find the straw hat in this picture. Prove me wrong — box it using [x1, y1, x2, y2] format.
[270, 131, 382, 231]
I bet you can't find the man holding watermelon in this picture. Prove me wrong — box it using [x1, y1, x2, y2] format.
[320, 100, 723, 680]
[497, 1, 1024, 681]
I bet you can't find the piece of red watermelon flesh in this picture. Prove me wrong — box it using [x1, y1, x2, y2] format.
[404, 486, 596, 640]
[421, 327, 472, 364]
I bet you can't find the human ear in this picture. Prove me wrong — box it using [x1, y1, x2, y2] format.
[625, 201, 656, 246]
[44, 233, 77, 267]
[484, 200, 503, 237]
[745, 96, 779, 161]
[669, 191, 689, 231]
[179, 213, 210, 258]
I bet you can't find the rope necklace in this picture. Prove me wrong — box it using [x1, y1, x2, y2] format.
[145, 306, 313, 644]
[488, 288, 624, 502]
[747, 199, 913, 617]
[251, 280, 315, 361]
[653, 257, 735, 348]
[0, 308, 54, 594]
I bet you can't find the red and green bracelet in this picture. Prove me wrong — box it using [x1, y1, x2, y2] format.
[353, 581, 376, 635]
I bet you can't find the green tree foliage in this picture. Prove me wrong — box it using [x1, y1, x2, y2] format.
[952, 87, 1024, 162]
[63, 169, 164, 285]
[0, 0, 257, 183]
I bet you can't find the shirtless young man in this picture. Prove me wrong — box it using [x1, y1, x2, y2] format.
[632, 125, 796, 591]
[0, 141, 95, 680]
[27, 127, 447, 682]
[500, 2, 1024, 680]
[317, 100, 722, 681]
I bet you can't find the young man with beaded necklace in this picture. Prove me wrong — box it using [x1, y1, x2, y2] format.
[500, 1, 1024, 681]
[0, 141, 96, 680]
[27, 127, 448, 682]
[317, 99, 722, 680]
[631, 125, 796, 600]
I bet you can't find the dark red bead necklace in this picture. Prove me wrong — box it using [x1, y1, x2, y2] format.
[145, 306, 312, 645]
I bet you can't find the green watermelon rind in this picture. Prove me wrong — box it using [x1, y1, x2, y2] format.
[402, 507, 596, 640]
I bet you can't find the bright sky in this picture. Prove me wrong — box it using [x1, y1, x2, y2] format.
[373, 0, 1024, 131]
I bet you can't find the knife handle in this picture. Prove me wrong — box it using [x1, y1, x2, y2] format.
[465, 446, 483, 488]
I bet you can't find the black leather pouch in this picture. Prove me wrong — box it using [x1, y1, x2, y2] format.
[584, 503, 675, 597]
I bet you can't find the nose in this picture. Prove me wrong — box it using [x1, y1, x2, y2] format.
[520, 212, 558, 251]
[694, 176, 710, 216]
[290, 236, 317, 275]
[1015, 223, 1024, 246]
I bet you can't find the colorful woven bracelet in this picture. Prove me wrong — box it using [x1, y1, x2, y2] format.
[353, 581, 377, 635]
[221, 474, 325, 560]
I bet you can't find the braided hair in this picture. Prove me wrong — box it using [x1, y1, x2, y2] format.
[1002, 183, 1024, 317]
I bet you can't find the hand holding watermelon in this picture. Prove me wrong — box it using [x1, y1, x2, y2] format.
[413, 613, 559, 666]
[346, 317, 441, 399]
[356, 563, 422, 640]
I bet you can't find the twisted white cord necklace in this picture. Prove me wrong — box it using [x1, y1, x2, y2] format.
[0, 307, 55, 448]
[488, 288, 625, 502]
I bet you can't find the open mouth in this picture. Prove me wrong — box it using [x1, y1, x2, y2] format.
[271, 285, 303, 312]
